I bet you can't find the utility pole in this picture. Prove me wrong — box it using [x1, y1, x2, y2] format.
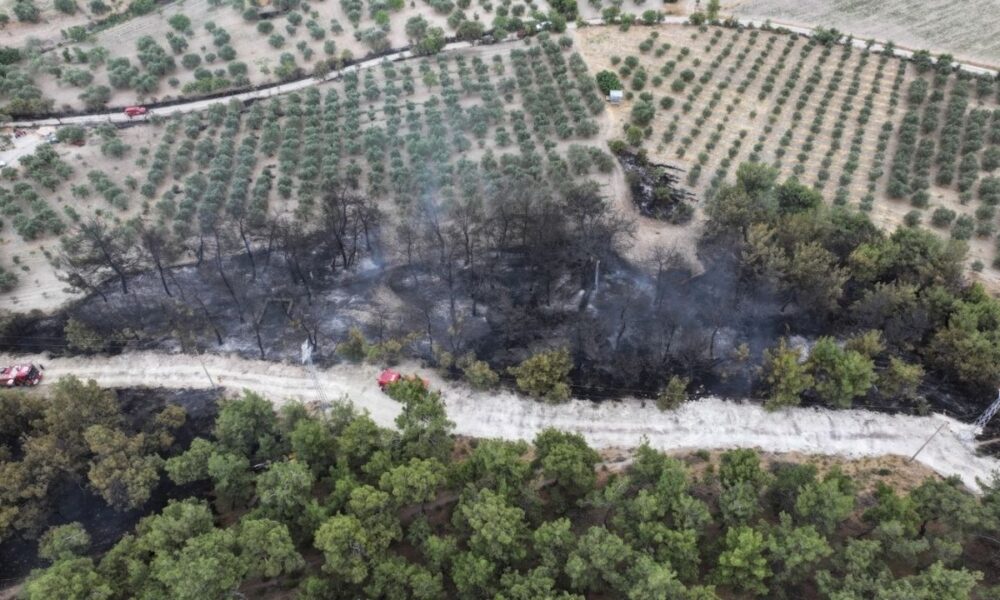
[196, 351, 217, 390]
[301, 339, 329, 407]
[973, 390, 1000, 435]
[909, 422, 949, 463]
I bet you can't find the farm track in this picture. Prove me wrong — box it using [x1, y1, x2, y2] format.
[4, 350, 998, 492]
[6, 19, 999, 129]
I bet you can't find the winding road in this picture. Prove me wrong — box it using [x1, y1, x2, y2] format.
[5, 19, 997, 129]
[4, 19, 1000, 491]
[5, 350, 998, 492]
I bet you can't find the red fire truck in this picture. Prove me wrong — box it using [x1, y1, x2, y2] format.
[1, 364, 43, 387]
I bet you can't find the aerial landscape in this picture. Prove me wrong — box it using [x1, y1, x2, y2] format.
[2, 0, 1000, 596]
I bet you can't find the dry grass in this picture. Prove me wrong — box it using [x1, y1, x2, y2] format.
[599, 446, 942, 495]
[728, 0, 1000, 66]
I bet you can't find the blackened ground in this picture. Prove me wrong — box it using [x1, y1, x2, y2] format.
[0, 310, 70, 356]
[0, 387, 220, 583]
[616, 150, 697, 224]
[7, 230, 998, 445]
[17, 237, 792, 399]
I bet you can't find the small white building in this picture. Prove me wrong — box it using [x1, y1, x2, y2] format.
[608, 90, 624, 104]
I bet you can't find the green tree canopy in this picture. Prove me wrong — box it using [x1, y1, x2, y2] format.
[806, 337, 876, 408]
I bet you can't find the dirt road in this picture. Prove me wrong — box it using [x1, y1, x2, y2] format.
[4, 41, 472, 128]
[6, 350, 997, 491]
[7, 20, 997, 129]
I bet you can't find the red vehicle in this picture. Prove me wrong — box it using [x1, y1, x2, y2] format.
[1, 364, 43, 388]
[124, 106, 147, 118]
[377, 368, 428, 391]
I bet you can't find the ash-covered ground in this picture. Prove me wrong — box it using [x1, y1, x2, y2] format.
[6, 229, 989, 427]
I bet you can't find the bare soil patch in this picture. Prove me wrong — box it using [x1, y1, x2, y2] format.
[728, 0, 1000, 66]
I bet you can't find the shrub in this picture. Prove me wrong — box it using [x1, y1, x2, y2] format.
[656, 375, 689, 410]
[65, 318, 113, 352]
[101, 138, 130, 158]
[181, 53, 201, 69]
[931, 207, 956, 227]
[61, 68, 93, 87]
[55, 126, 86, 144]
[227, 61, 248, 77]
[257, 21, 274, 34]
[337, 328, 367, 362]
[136, 36, 175, 76]
[357, 27, 389, 52]
[595, 70, 622, 95]
[631, 67, 647, 91]
[79, 85, 111, 110]
[981, 177, 1000, 205]
[951, 215, 975, 240]
[129, 0, 155, 14]
[625, 125, 643, 145]
[459, 355, 499, 390]
[983, 147, 1000, 172]
[168, 13, 191, 31]
[508, 348, 573, 403]
[630, 99, 655, 126]
[455, 20, 485, 41]
[54, 0, 77, 14]
[13, 0, 39, 22]
[0, 265, 18, 292]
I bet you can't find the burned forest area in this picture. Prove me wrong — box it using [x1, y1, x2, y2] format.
[11, 13, 1000, 599]
[20, 180, 767, 390]
[6, 167, 990, 426]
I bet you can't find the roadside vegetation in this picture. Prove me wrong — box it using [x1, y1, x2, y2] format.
[12, 378, 1000, 599]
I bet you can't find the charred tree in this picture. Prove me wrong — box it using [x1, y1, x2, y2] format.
[320, 189, 381, 272]
[131, 219, 180, 298]
[59, 217, 138, 298]
[210, 227, 245, 323]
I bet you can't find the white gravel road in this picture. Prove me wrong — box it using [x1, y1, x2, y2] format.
[5, 350, 998, 491]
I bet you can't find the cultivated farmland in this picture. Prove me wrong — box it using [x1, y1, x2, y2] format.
[0, 38, 615, 307]
[0, 0, 665, 115]
[578, 23, 1000, 289]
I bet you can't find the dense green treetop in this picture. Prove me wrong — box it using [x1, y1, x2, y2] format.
[17, 381, 1000, 599]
